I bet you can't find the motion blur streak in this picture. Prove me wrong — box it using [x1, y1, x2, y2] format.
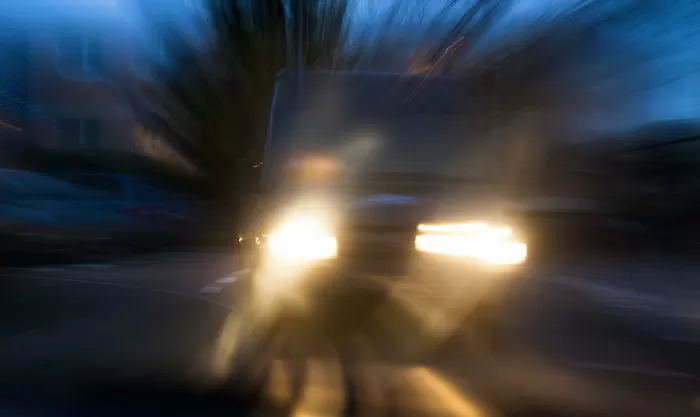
[291, 359, 346, 417]
[253, 263, 312, 320]
[407, 367, 487, 417]
[386, 274, 487, 354]
[351, 364, 390, 416]
[258, 361, 487, 417]
[210, 308, 244, 381]
[266, 359, 293, 406]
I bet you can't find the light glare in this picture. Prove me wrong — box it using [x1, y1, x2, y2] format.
[268, 216, 337, 261]
[417, 222, 491, 233]
[415, 234, 526, 265]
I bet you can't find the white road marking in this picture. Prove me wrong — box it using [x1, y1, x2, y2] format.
[151, 288, 231, 309]
[551, 275, 672, 311]
[551, 275, 639, 297]
[549, 274, 700, 333]
[199, 284, 226, 294]
[199, 270, 249, 294]
[569, 361, 699, 380]
[7, 273, 231, 308]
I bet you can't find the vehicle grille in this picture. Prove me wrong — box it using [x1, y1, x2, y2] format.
[344, 224, 419, 234]
[337, 223, 417, 274]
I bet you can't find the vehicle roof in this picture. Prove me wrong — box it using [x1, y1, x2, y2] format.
[273, 70, 469, 117]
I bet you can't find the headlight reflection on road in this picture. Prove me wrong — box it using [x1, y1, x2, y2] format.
[257, 212, 337, 311]
[260, 361, 488, 417]
[409, 367, 487, 417]
[256, 211, 337, 310]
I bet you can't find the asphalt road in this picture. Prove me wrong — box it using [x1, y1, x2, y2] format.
[0, 252, 698, 417]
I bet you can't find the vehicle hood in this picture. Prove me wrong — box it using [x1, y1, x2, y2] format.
[341, 186, 513, 227]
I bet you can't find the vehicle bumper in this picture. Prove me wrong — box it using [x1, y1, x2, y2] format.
[245, 253, 524, 359]
[251, 252, 524, 313]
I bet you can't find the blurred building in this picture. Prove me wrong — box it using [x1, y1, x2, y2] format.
[29, 23, 144, 151]
[0, 0, 195, 173]
[0, 20, 31, 142]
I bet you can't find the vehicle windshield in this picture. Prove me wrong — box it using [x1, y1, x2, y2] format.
[304, 116, 490, 176]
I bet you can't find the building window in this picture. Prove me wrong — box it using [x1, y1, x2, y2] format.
[58, 33, 103, 74]
[56, 118, 101, 147]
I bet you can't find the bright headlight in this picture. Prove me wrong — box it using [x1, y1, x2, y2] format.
[415, 222, 527, 265]
[267, 215, 337, 261]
